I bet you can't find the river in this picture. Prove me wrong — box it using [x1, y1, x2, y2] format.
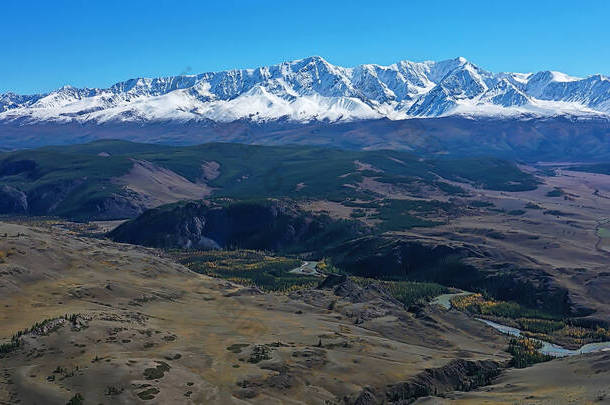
[432, 292, 610, 358]
[477, 318, 610, 357]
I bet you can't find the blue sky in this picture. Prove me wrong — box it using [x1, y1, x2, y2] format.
[2, 0, 609, 94]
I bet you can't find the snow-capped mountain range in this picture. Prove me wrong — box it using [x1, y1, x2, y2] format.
[1, 56, 609, 124]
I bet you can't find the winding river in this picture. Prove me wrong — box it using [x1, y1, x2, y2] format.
[476, 318, 610, 357]
[433, 292, 610, 357]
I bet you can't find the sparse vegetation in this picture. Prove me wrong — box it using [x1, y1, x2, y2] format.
[543, 209, 574, 217]
[468, 200, 494, 208]
[433, 181, 468, 195]
[1, 314, 81, 356]
[350, 208, 366, 218]
[105, 385, 125, 396]
[546, 187, 565, 197]
[0, 336, 21, 355]
[66, 393, 85, 405]
[143, 361, 171, 380]
[227, 344, 249, 354]
[137, 387, 160, 400]
[248, 345, 272, 363]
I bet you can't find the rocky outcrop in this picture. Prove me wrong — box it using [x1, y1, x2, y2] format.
[0, 181, 144, 220]
[310, 275, 406, 323]
[349, 359, 503, 404]
[0, 185, 28, 214]
[108, 199, 367, 252]
[316, 274, 349, 289]
[317, 275, 402, 307]
[75, 193, 144, 221]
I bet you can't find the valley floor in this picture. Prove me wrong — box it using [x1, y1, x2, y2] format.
[1, 221, 608, 404]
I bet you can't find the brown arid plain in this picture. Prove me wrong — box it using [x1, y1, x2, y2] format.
[1, 166, 610, 404]
[0, 221, 509, 404]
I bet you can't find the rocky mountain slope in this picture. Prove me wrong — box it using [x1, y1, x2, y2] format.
[2, 56, 609, 126]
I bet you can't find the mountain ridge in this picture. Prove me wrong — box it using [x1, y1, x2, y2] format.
[2, 115, 609, 160]
[2, 56, 609, 125]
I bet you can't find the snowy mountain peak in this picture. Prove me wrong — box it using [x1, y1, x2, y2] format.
[1, 57, 609, 123]
[480, 78, 531, 107]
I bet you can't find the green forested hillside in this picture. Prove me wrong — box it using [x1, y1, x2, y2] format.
[0, 140, 538, 219]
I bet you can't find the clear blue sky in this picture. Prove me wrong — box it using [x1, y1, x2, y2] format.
[2, 0, 609, 94]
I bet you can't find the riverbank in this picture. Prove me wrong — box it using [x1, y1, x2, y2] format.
[431, 291, 610, 358]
